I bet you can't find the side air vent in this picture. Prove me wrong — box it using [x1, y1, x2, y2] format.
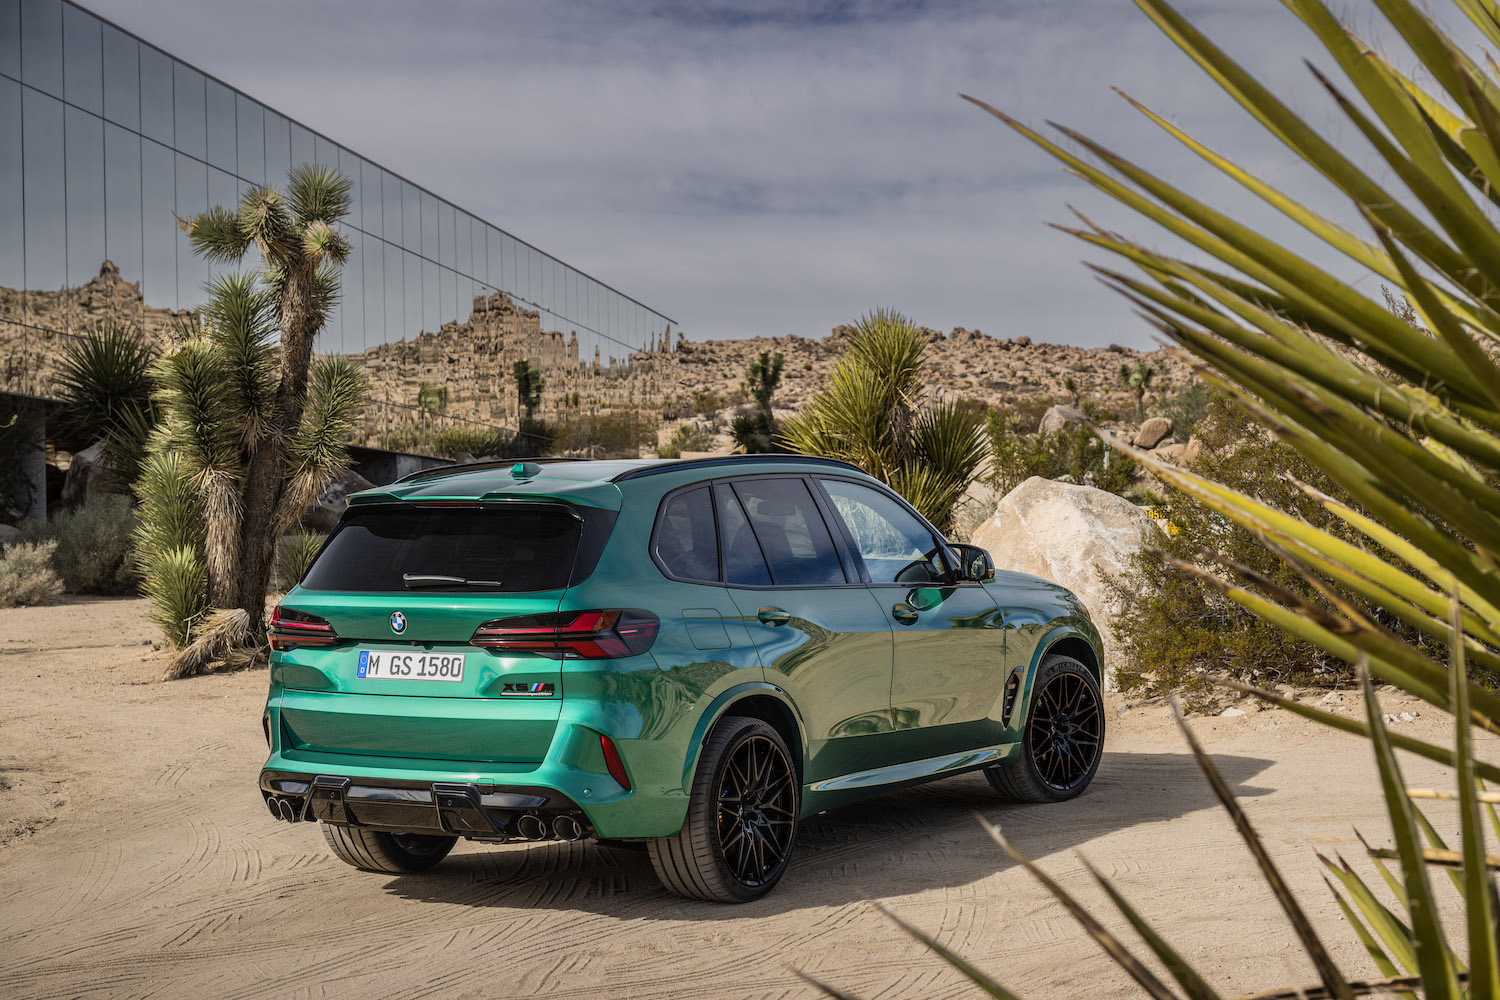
[1001, 671, 1021, 725]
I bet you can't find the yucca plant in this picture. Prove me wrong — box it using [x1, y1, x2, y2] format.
[135, 165, 367, 679]
[779, 310, 986, 531]
[52, 323, 159, 488]
[808, 0, 1500, 997]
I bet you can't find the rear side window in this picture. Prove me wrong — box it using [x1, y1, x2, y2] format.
[715, 484, 772, 586]
[732, 478, 845, 587]
[654, 487, 719, 582]
[301, 504, 585, 593]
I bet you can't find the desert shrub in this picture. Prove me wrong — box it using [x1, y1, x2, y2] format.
[52, 324, 159, 488]
[276, 532, 325, 592]
[689, 390, 723, 417]
[987, 411, 1134, 498]
[0, 540, 64, 607]
[23, 494, 137, 594]
[430, 425, 507, 458]
[416, 382, 447, 412]
[658, 422, 715, 459]
[513, 417, 556, 456]
[1158, 377, 1210, 438]
[1103, 395, 1442, 700]
[554, 411, 653, 458]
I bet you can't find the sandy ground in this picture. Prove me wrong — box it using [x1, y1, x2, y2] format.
[0, 597, 1484, 1000]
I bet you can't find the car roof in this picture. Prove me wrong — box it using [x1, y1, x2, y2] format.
[347, 455, 874, 510]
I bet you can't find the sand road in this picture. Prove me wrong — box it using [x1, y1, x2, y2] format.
[0, 598, 1478, 999]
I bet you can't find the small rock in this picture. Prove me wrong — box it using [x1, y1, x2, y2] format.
[1115, 706, 1131, 719]
[1133, 417, 1174, 449]
[1220, 707, 1245, 717]
[1319, 692, 1342, 705]
[1400, 712, 1415, 722]
[1383, 714, 1400, 724]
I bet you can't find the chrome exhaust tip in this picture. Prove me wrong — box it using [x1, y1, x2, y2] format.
[516, 814, 548, 841]
[552, 815, 584, 842]
[267, 796, 284, 820]
[280, 798, 302, 822]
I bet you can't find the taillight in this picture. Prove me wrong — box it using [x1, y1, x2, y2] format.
[470, 609, 659, 659]
[268, 605, 339, 651]
[600, 733, 631, 790]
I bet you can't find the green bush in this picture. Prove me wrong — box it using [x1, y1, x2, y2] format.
[276, 532, 324, 592]
[1102, 395, 1442, 701]
[0, 540, 64, 607]
[658, 421, 717, 459]
[986, 411, 1134, 498]
[555, 411, 653, 458]
[23, 494, 138, 594]
[1158, 377, 1211, 439]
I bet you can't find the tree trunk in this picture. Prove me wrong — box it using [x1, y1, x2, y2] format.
[235, 268, 318, 633]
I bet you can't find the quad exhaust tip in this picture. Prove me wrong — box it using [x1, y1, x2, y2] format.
[552, 815, 584, 842]
[266, 796, 302, 822]
[516, 814, 548, 841]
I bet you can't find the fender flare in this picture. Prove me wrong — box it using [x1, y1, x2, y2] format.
[678, 681, 809, 793]
[1008, 621, 1104, 727]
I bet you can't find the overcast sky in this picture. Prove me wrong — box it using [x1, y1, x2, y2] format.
[80, 0, 1463, 347]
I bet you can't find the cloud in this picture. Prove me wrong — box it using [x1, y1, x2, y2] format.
[82, 0, 1463, 347]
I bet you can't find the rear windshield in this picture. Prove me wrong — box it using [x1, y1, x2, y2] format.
[300, 504, 591, 594]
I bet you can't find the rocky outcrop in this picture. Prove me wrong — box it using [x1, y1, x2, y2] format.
[970, 476, 1160, 688]
[60, 442, 121, 506]
[1132, 417, 1174, 449]
[1039, 404, 1088, 435]
[300, 469, 375, 533]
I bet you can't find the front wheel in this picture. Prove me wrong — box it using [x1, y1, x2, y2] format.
[321, 823, 456, 874]
[648, 716, 799, 903]
[986, 654, 1104, 803]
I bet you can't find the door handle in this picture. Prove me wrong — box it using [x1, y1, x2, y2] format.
[757, 607, 791, 627]
[891, 603, 919, 626]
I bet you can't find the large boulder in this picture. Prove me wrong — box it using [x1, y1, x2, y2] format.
[1038, 404, 1087, 435]
[971, 476, 1160, 689]
[300, 469, 375, 533]
[60, 442, 120, 507]
[1132, 416, 1174, 449]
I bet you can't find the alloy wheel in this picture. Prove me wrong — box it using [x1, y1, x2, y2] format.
[1029, 671, 1103, 791]
[715, 734, 796, 887]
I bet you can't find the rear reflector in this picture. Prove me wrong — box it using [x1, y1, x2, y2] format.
[268, 605, 340, 651]
[470, 609, 659, 660]
[600, 734, 631, 790]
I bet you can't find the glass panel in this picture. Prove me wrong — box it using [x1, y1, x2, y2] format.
[470, 217, 485, 285]
[235, 94, 263, 183]
[314, 133, 335, 168]
[382, 169, 401, 244]
[655, 488, 719, 582]
[383, 238, 401, 345]
[101, 25, 137, 129]
[486, 226, 502, 291]
[361, 233, 382, 346]
[338, 148, 360, 229]
[289, 121, 312, 170]
[340, 236, 362, 353]
[20, 0, 61, 97]
[400, 180, 418, 252]
[820, 479, 945, 585]
[437, 201, 454, 268]
[264, 110, 289, 187]
[440, 265, 455, 327]
[714, 484, 772, 587]
[138, 45, 171, 144]
[140, 138, 174, 310]
[454, 211, 471, 276]
[420, 190, 437, 260]
[208, 164, 236, 212]
[65, 105, 103, 287]
[104, 122, 141, 286]
[0, 0, 18, 79]
[173, 62, 204, 158]
[402, 248, 420, 337]
[732, 479, 845, 586]
[61, 2, 100, 114]
[360, 159, 381, 238]
[174, 152, 207, 309]
[0, 76, 22, 290]
[422, 259, 437, 332]
[22, 87, 64, 294]
[204, 79, 234, 170]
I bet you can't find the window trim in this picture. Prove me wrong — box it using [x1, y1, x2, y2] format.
[811, 474, 963, 589]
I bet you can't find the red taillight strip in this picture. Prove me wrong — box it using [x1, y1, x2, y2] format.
[268, 606, 339, 651]
[469, 610, 658, 659]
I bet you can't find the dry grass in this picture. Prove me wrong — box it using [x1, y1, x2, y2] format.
[0, 540, 64, 607]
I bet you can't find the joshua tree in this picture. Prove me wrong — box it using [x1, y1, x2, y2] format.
[135, 166, 366, 677]
[513, 359, 544, 420]
[746, 350, 784, 417]
[780, 310, 985, 531]
[1117, 358, 1154, 420]
[1063, 373, 1080, 407]
[732, 351, 786, 454]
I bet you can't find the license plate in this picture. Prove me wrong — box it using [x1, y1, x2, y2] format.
[356, 650, 465, 682]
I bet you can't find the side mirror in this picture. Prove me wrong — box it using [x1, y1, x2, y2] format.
[950, 543, 995, 583]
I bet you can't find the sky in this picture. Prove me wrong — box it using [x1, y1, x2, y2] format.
[79, 0, 1466, 348]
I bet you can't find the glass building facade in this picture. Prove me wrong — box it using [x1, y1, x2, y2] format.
[0, 0, 673, 412]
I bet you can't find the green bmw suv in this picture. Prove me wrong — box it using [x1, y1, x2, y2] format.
[259, 455, 1104, 902]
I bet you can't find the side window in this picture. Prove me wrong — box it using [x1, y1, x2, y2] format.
[654, 487, 719, 582]
[731, 479, 846, 587]
[714, 483, 772, 586]
[820, 479, 948, 585]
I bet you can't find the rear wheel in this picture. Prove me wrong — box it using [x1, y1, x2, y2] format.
[987, 654, 1104, 803]
[649, 716, 799, 903]
[321, 823, 457, 874]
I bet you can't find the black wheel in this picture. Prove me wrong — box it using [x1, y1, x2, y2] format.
[987, 654, 1104, 803]
[321, 823, 456, 874]
[648, 716, 799, 903]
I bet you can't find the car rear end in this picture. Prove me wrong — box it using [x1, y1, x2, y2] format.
[259, 468, 657, 844]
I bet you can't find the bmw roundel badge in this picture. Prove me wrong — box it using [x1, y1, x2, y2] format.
[389, 611, 407, 634]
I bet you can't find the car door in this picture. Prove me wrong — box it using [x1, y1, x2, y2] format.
[814, 477, 1009, 760]
[714, 477, 897, 784]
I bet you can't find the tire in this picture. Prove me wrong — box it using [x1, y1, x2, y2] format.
[648, 716, 799, 903]
[986, 654, 1104, 803]
[321, 823, 456, 874]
